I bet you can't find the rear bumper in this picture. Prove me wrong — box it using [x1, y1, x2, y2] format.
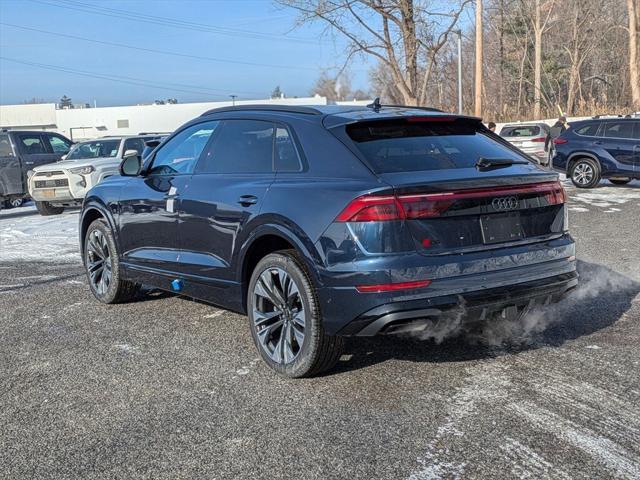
[338, 271, 577, 336]
[316, 234, 577, 335]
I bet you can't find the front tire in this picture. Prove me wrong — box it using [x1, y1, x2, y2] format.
[84, 219, 138, 304]
[35, 201, 64, 216]
[570, 158, 601, 188]
[609, 178, 632, 185]
[248, 250, 344, 378]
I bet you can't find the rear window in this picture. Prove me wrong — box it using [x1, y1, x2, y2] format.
[499, 125, 541, 137]
[346, 119, 528, 173]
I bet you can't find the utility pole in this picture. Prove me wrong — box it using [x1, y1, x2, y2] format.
[475, 0, 483, 117]
[230, 94, 237, 106]
[456, 30, 463, 114]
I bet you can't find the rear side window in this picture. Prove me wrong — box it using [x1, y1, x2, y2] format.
[274, 127, 302, 172]
[0, 134, 14, 156]
[197, 120, 274, 174]
[603, 122, 635, 139]
[574, 123, 600, 136]
[500, 125, 541, 137]
[18, 134, 46, 154]
[346, 119, 528, 173]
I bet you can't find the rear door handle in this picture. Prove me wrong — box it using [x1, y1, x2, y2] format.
[238, 194, 258, 206]
[593, 141, 603, 145]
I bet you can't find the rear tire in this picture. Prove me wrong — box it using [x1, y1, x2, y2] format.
[570, 158, 601, 188]
[35, 201, 64, 216]
[84, 219, 139, 304]
[248, 250, 344, 378]
[609, 178, 632, 185]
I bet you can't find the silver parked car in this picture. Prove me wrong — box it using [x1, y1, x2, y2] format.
[499, 122, 551, 165]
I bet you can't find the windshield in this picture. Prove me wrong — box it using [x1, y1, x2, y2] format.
[346, 119, 528, 173]
[66, 139, 121, 160]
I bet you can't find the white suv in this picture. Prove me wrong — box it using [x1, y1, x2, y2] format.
[28, 135, 161, 215]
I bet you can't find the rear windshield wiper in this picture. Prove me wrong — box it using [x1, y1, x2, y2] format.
[476, 157, 529, 171]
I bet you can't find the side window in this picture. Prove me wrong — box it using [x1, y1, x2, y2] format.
[123, 138, 146, 156]
[633, 121, 640, 140]
[274, 127, 302, 172]
[18, 135, 46, 154]
[149, 122, 218, 175]
[0, 134, 14, 156]
[196, 120, 274, 174]
[603, 122, 635, 139]
[574, 123, 600, 137]
[46, 134, 72, 154]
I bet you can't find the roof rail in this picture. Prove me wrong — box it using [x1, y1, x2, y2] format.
[592, 114, 627, 119]
[201, 104, 323, 116]
[365, 97, 443, 113]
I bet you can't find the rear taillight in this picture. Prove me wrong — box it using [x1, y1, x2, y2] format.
[335, 195, 403, 222]
[356, 279, 432, 293]
[336, 181, 566, 222]
[553, 138, 568, 145]
[531, 136, 546, 143]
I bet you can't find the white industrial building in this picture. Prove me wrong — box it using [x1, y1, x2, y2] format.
[0, 96, 335, 140]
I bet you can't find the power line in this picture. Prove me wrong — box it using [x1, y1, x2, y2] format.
[0, 22, 320, 72]
[29, 0, 322, 45]
[0, 56, 265, 98]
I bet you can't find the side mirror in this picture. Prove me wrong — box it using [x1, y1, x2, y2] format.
[60, 154, 67, 161]
[119, 149, 142, 176]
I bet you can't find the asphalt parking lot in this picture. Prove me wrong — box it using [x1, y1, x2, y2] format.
[1, 181, 639, 479]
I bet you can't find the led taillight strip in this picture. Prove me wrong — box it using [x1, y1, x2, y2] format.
[336, 181, 566, 222]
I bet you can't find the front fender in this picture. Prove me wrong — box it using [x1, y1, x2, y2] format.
[79, 197, 119, 257]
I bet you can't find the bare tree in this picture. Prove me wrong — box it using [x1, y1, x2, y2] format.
[529, 0, 556, 118]
[475, 0, 484, 116]
[628, 0, 640, 109]
[278, 0, 471, 106]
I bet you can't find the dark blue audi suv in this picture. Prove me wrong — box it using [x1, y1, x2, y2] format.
[80, 104, 577, 377]
[551, 117, 640, 188]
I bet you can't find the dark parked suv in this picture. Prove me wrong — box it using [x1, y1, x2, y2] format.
[551, 117, 640, 188]
[0, 130, 73, 208]
[80, 105, 577, 377]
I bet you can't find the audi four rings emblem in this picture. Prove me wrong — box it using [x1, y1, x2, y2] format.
[491, 196, 519, 211]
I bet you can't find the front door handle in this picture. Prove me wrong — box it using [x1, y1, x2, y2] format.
[593, 141, 603, 145]
[24, 161, 34, 165]
[238, 195, 258, 206]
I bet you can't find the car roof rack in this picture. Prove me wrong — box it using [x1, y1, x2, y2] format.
[592, 114, 631, 119]
[201, 105, 323, 116]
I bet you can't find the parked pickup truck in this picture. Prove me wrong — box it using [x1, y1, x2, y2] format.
[28, 134, 162, 215]
[0, 130, 73, 209]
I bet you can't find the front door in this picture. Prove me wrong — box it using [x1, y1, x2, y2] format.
[118, 121, 218, 275]
[177, 119, 278, 287]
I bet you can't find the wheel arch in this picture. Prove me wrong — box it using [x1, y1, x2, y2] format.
[237, 222, 323, 310]
[79, 200, 118, 258]
[567, 152, 601, 173]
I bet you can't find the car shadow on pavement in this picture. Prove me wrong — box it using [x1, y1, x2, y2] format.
[332, 260, 639, 375]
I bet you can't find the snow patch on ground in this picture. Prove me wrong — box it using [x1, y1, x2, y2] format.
[0, 203, 80, 263]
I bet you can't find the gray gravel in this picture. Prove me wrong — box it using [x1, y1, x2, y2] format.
[1, 182, 639, 479]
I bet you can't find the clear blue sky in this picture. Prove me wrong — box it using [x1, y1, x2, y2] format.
[0, 0, 373, 106]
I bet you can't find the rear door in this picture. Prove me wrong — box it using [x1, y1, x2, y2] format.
[177, 119, 277, 283]
[0, 133, 22, 196]
[601, 121, 636, 176]
[343, 117, 562, 255]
